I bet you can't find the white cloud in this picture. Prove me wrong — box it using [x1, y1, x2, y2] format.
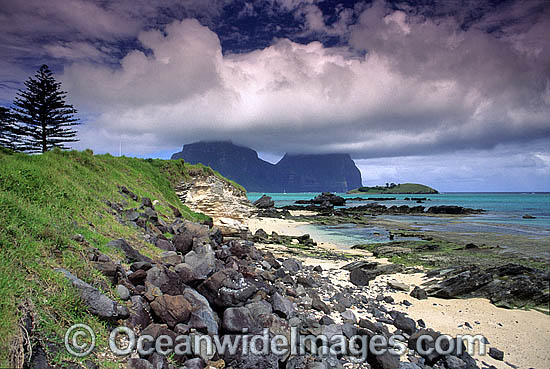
[54, 3, 549, 167]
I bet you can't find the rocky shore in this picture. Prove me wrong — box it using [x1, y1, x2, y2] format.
[26, 184, 548, 369]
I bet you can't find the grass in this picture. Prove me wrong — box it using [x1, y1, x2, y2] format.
[348, 182, 438, 194]
[0, 148, 238, 367]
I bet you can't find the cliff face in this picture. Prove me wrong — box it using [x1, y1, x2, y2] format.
[276, 153, 362, 193]
[171, 142, 363, 192]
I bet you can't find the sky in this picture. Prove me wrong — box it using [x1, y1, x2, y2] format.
[0, 0, 549, 191]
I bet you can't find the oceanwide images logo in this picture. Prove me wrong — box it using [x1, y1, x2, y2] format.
[65, 324, 487, 361]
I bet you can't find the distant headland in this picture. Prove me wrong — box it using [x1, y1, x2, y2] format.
[348, 183, 438, 194]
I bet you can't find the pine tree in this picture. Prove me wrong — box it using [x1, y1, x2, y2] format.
[13, 65, 80, 153]
[0, 106, 22, 150]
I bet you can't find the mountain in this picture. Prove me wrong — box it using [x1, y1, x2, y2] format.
[171, 141, 363, 192]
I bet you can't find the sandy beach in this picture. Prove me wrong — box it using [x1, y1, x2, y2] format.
[249, 215, 550, 369]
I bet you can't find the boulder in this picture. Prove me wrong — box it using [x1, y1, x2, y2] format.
[127, 358, 153, 369]
[488, 347, 504, 361]
[312, 193, 346, 206]
[146, 266, 185, 295]
[253, 195, 275, 208]
[154, 238, 175, 252]
[410, 286, 428, 300]
[392, 312, 416, 335]
[159, 251, 183, 265]
[127, 296, 152, 330]
[198, 269, 257, 308]
[183, 288, 219, 335]
[388, 280, 409, 292]
[150, 295, 192, 328]
[128, 269, 147, 286]
[223, 306, 256, 333]
[184, 244, 216, 279]
[116, 285, 130, 301]
[55, 268, 129, 321]
[282, 258, 302, 274]
[106, 238, 152, 263]
[271, 292, 295, 318]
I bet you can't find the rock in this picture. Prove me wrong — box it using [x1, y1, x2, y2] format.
[140, 197, 154, 209]
[127, 296, 152, 330]
[319, 315, 336, 325]
[130, 261, 152, 272]
[55, 268, 129, 321]
[388, 280, 409, 291]
[182, 358, 205, 369]
[349, 263, 403, 286]
[488, 348, 504, 361]
[271, 292, 295, 318]
[368, 351, 399, 369]
[154, 238, 175, 251]
[393, 312, 416, 335]
[159, 251, 183, 265]
[148, 353, 170, 369]
[410, 286, 428, 300]
[313, 265, 323, 273]
[246, 300, 273, 317]
[253, 195, 275, 208]
[146, 266, 185, 295]
[522, 214, 536, 219]
[184, 288, 219, 335]
[341, 310, 357, 324]
[128, 269, 147, 286]
[93, 261, 120, 284]
[311, 294, 330, 314]
[198, 269, 257, 308]
[149, 295, 192, 328]
[408, 329, 442, 364]
[282, 258, 302, 273]
[172, 233, 194, 254]
[464, 243, 479, 249]
[127, 358, 153, 369]
[312, 193, 346, 206]
[446, 355, 467, 369]
[106, 238, 152, 263]
[116, 285, 130, 301]
[253, 228, 269, 242]
[426, 270, 493, 298]
[184, 244, 216, 279]
[223, 306, 255, 333]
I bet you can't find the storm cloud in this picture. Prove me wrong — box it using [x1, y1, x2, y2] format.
[1, 0, 549, 190]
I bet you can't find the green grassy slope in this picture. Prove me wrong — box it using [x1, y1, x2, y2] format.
[348, 182, 438, 194]
[0, 149, 232, 367]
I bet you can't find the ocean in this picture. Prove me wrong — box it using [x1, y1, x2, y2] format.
[247, 192, 550, 252]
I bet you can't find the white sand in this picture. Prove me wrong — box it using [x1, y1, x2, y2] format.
[250, 216, 550, 369]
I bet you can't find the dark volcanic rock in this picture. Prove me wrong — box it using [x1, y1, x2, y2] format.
[150, 295, 192, 328]
[198, 269, 257, 308]
[106, 238, 151, 263]
[488, 347, 504, 361]
[410, 286, 428, 300]
[253, 195, 275, 208]
[55, 268, 129, 321]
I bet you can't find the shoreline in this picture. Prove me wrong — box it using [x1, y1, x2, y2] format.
[248, 215, 550, 369]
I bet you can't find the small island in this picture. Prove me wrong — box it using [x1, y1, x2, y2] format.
[348, 182, 439, 194]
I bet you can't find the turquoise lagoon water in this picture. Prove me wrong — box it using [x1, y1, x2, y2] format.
[247, 192, 550, 250]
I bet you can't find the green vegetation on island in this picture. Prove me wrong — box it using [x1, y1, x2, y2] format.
[0, 149, 241, 367]
[348, 182, 438, 194]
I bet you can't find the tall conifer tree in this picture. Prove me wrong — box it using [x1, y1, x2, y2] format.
[13, 65, 80, 153]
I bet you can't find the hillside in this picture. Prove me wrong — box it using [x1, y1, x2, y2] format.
[0, 149, 237, 367]
[349, 183, 438, 194]
[171, 141, 362, 192]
